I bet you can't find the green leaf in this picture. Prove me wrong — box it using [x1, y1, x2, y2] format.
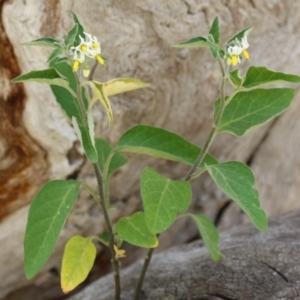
[100, 231, 109, 244]
[226, 26, 254, 44]
[188, 214, 224, 261]
[70, 11, 85, 46]
[22, 37, 59, 47]
[52, 57, 69, 65]
[229, 69, 243, 88]
[95, 138, 128, 177]
[206, 162, 267, 231]
[116, 212, 158, 248]
[115, 125, 217, 167]
[24, 180, 81, 279]
[48, 59, 95, 160]
[216, 88, 295, 136]
[50, 58, 77, 92]
[141, 167, 192, 234]
[209, 17, 220, 44]
[65, 23, 79, 48]
[11, 68, 73, 95]
[242, 66, 300, 88]
[104, 78, 150, 96]
[209, 46, 219, 59]
[49, 58, 87, 121]
[87, 112, 96, 148]
[72, 116, 98, 163]
[61, 236, 96, 293]
[173, 36, 209, 48]
[47, 47, 63, 63]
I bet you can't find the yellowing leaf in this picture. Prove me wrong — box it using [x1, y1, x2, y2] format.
[87, 81, 113, 124]
[61, 236, 96, 293]
[104, 78, 150, 96]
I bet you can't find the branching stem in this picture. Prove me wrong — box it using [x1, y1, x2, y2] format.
[133, 56, 228, 300]
[184, 58, 227, 181]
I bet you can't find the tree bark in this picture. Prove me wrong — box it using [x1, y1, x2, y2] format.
[1, 0, 300, 298]
[69, 208, 300, 300]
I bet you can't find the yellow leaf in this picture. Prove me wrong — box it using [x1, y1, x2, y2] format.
[61, 236, 96, 293]
[104, 78, 150, 96]
[87, 81, 114, 124]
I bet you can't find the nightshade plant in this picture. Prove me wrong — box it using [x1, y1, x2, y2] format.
[12, 14, 300, 300]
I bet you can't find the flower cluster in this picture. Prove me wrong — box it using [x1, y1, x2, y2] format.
[226, 36, 250, 66]
[71, 32, 105, 74]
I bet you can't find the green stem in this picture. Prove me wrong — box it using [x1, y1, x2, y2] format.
[76, 84, 88, 122]
[134, 57, 228, 300]
[90, 235, 109, 247]
[184, 60, 227, 181]
[93, 164, 121, 300]
[218, 57, 226, 77]
[73, 69, 121, 300]
[104, 177, 110, 207]
[80, 182, 100, 203]
[133, 246, 156, 300]
[103, 151, 115, 207]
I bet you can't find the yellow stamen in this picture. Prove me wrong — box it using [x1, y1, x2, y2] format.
[231, 55, 239, 66]
[80, 44, 88, 52]
[114, 245, 126, 259]
[243, 49, 250, 59]
[72, 60, 80, 72]
[92, 41, 100, 49]
[96, 55, 104, 65]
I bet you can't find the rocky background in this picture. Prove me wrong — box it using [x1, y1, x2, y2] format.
[1, 0, 300, 299]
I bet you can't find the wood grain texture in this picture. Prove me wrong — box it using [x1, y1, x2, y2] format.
[1, 0, 300, 298]
[69, 208, 300, 300]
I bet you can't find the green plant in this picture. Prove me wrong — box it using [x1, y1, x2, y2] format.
[12, 14, 300, 299]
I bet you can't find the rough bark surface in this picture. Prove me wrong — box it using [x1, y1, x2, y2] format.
[69, 208, 300, 300]
[1, 0, 300, 298]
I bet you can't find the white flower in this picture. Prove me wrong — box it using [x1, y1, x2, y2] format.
[226, 35, 250, 66]
[241, 37, 249, 48]
[71, 32, 104, 72]
[227, 45, 242, 66]
[240, 36, 250, 59]
[228, 45, 243, 56]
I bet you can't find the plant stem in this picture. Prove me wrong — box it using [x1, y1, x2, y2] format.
[133, 246, 156, 300]
[133, 57, 228, 300]
[93, 163, 121, 300]
[74, 71, 121, 300]
[76, 85, 87, 119]
[184, 60, 227, 181]
[80, 181, 101, 203]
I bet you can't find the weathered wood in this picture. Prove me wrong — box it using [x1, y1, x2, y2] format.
[1, 0, 300, 298]
[69, 208, 300, 300]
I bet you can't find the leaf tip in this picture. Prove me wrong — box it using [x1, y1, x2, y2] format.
[212, 252, 225, 262]
[24, 270, 34, 280]
[61, 284, 73, 294]
[258, 222, 268, 232]
[153, 239, 159, 248]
